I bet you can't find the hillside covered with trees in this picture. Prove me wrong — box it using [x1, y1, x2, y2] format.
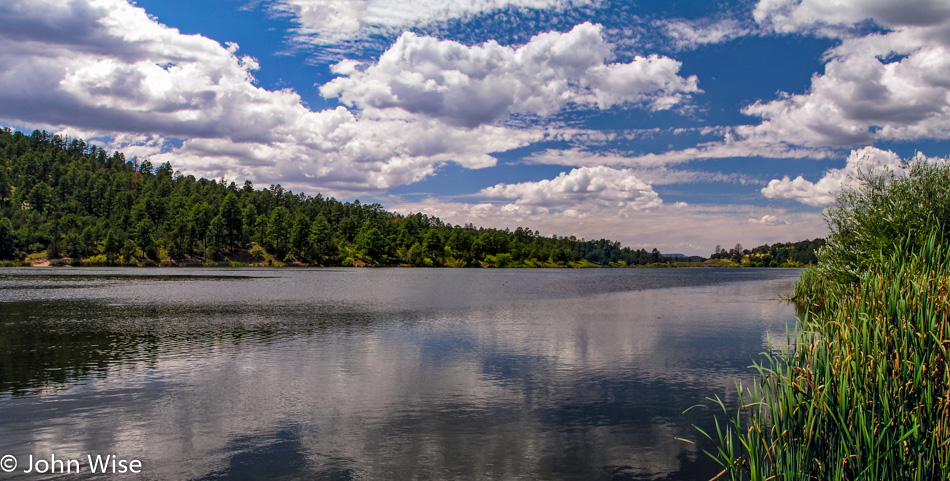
[0, 128, 684, 268]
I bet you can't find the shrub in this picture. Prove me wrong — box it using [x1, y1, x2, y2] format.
[819, 158, 950, 283]
[82, 254, 108, 266]
[494, 253, 512, 268]
[249, 243, 265, 257]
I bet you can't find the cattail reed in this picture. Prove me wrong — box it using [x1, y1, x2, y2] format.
[696, 158, 950, 480]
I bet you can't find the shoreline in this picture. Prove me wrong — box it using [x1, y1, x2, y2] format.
[1, 259, 805, 269]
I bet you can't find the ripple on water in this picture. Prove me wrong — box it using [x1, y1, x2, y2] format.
[0, 267, 801, 480]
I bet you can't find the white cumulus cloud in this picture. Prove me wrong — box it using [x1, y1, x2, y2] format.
[321, 23, 701, 127]
[737, 0, 950, 148]
[761, 146, 903, 206]
[754, 0, 950, 35]
[478, 166, 662, 217]
[0, 1, 708, 195]
[640, 0, 950, 164]
[0, 0, 561, 195]
[748, 214, 790, 226]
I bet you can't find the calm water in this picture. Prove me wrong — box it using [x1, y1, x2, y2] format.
[0, 267, 801, 480]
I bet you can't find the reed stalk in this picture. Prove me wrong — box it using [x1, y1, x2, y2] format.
[698, 231, 950, 480]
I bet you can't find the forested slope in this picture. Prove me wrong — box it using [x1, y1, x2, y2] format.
[0, 128, 673, 267]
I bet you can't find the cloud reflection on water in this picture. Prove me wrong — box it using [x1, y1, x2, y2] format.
[0, 268, 800, 480]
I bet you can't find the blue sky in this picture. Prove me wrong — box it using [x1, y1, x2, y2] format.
[2, 0, 950, 254]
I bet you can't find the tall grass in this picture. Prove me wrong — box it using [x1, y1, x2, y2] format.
[697, 155, 950, 480]
[698, 231, 950, 480]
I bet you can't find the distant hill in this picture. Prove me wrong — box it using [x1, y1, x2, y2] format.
[0, 128, 675, 268]
[663, 253, 704, 262]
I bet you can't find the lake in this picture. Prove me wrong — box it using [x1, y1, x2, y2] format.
[0, 267, 801, 480]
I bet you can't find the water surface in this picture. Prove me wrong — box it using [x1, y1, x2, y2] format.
[0, 267, 801, 480]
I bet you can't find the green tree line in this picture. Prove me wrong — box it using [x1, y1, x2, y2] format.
[0, 128, 673, 267]
[709, 239, 824, 266]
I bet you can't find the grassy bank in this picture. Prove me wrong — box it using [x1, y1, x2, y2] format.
[700, 233, 949, 479]
[696, 158, 950, 479]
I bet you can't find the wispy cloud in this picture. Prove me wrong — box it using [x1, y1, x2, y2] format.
[522, 149, 763, 185]
[657, 16, 755, 51]
[272, 0, 588, 47]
